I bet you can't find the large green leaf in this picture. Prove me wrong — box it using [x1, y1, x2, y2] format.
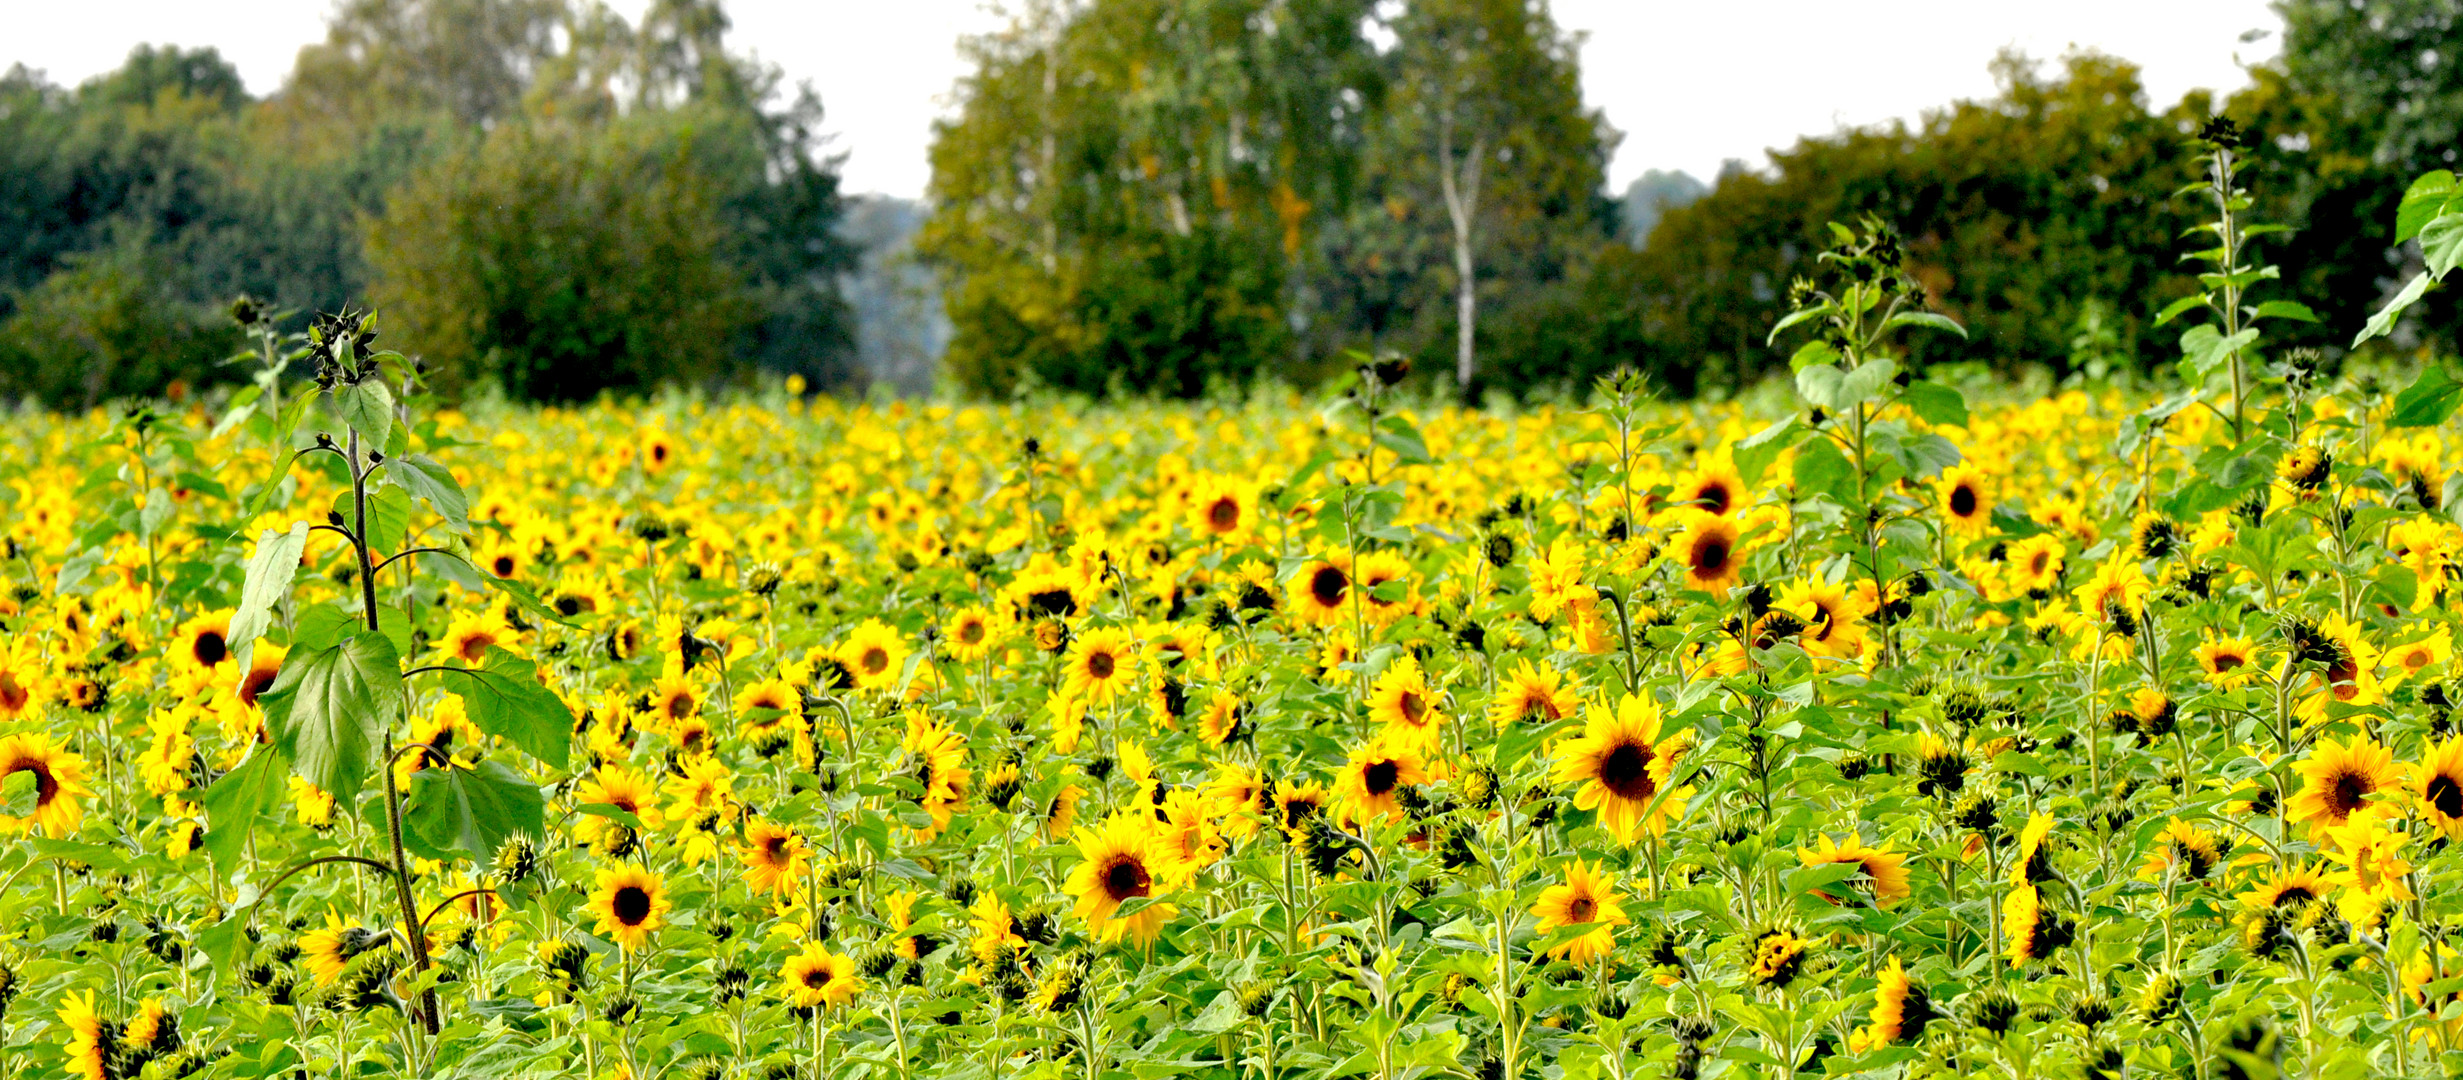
[228, 521, 310, 679]
[1899, 380, 1968, 427]
[402, 760, 546, 863]
[2356, 271, 2435, 348]
[330, 380, 395, 444]
[2178, 324, 2258, 380]
[2426, 214, 2463, 278]
[382, 453, 470, 533]
[2391, 366, 2463, 429]
[259, 631, 401, 804]
[442, 647, 572, 770]
[1792, 435, 1856, 504]
[200, 748, 287, 867]
[332, 484, 413, 561]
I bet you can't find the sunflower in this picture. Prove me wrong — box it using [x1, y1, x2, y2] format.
[1353, 549, 1414, 625]
[0, 733, 91, 837]
[2071, 555, 2149, 628]
[2417, 737, 2463, 837]
[2300, 612, 2382, 712]
[945, 607, 997, 662]
[640, 431, 677, 474]
[1063, 812, 1177, 946]
[1488, 659, 1579, 726]
[776, 941, 860, 1007]
[1010, 567, 1087, 622]
[1198, 692, 1245, 746]
[1670, 458, 1742, 517]
[2005, 533, 2065, 595]
[1530, 859, 1627, 965]
[473, 540, 526, 581]
[1553, 692, 1690, 843]
[2195, 636, 2259, 688]
[2384, 628, 2452, 687]
[1288, 550, 1355, 626]
[1746, 927, 1811, 988]
[1043, 783, 1087, 841]
[589, 864, 670, 949]
[2003, 884, 2072, 966]
[2289, 734, 2401, 836]
[175, 610, 233, 671]
[648, 673, 701, 729]
[1850, 956, 1934, 1052]
[1668, 511, 1745, 597]
[2137, 818, 2222, 881]
[1272, 780, 1330, 839]
[59, 988, 109, 1080]
[1191, 478, 1258, 542]
[839, 619, 910, 691]
[740, 820, 811, 896]
[301, 913, 385, 987]
[1797, 834, 1912, 906]
[1777, 576, 1867, 660]
[2237, 862, 2335, 912]
[1062, 626, 1139, 705]
[0, 659, 37, 720]
[1937, 465, 1992, 536]
[440, 607, 513, 664]
[575, 766, 666, 847]
[1206, 764, 1263, 839]
[1334, 737, 1428, 825]
[1367, 657, 1442, 749]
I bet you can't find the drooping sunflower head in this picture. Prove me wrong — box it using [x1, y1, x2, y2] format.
[1745, 926, 1811, 989]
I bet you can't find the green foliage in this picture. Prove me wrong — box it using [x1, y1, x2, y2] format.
[366, 110, 758, 401]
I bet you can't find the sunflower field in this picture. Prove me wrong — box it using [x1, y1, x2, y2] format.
[7, 140, 2463, 1080]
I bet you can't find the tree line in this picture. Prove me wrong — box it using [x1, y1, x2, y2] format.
[3, 0, 2460, 406]
[0, 0, 857, 408]
[923, 0, 2463, 400]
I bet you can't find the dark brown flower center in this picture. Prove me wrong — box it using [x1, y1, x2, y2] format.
[1364, 760, 1400, 796]
[1949, 484, 1978, 518]
[1690, 537, 1730, 575]
[2327, 767, 2372, 816]
[2212, 651, 2243, 672]
[1208, 498, 1240, 531]
[1566, 896, 1597, 923]
[11, 762, 56, 806]
[1695, 481, 1732, 516]
[192, 630, 228, 667]
[1103, 856, 1150, 902]
[1399, 690, 1427, 724]
[1599, 741, 1656, 800]
[492, 556, 517, 578]
[1088, 651, 1116, 680]
[612, 885, 652, 926]
[2431, 774, 2463, 819]
[861, 647, 890, 675]
[1310, 566, 1348, 607]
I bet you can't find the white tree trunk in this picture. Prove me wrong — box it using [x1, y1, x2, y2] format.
[1437, 113, 1484, 388]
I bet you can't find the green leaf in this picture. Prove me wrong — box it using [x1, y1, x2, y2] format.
[0, 769, 34, 819]
[1372, 415, 1435, 467]
[2249, 300, 2319, 323]
[2390, 366, 2463, 429]
[382, 454, 470, 533]
[1879, 310, 1967, 339]
[401, 760, 545, 863]
[228, 521, 310, 678]
[1787, 339, 1839, 371]
[333, 484, 413, 560]
[1836, 357, 1900, 409]
[1733, 418, 1799, 487]
[2151, 294, 2208, 327]
[2395, 170, 2458, 243]
[200, 749, 287, 867]
[1791, 436, 1856, 504]
[2425, 214, 2463, 278]
[441, 647, 572, 770]
[1794, 364, 1844, 410]
[330, 380, 395, 444]
[2355, 271, 2435, 348]
[258, 631, 401, 804]
[1900, 380, 1968, 427]
[2179, 324, 2259, 379]
[1765, 305, 1829, 347]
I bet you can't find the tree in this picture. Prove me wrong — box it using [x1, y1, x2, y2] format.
[1375, 0, 1613, 389]
[921, 0, 1381, 397]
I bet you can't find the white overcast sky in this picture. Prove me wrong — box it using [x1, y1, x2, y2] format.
[8, 0, 2283, 199]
